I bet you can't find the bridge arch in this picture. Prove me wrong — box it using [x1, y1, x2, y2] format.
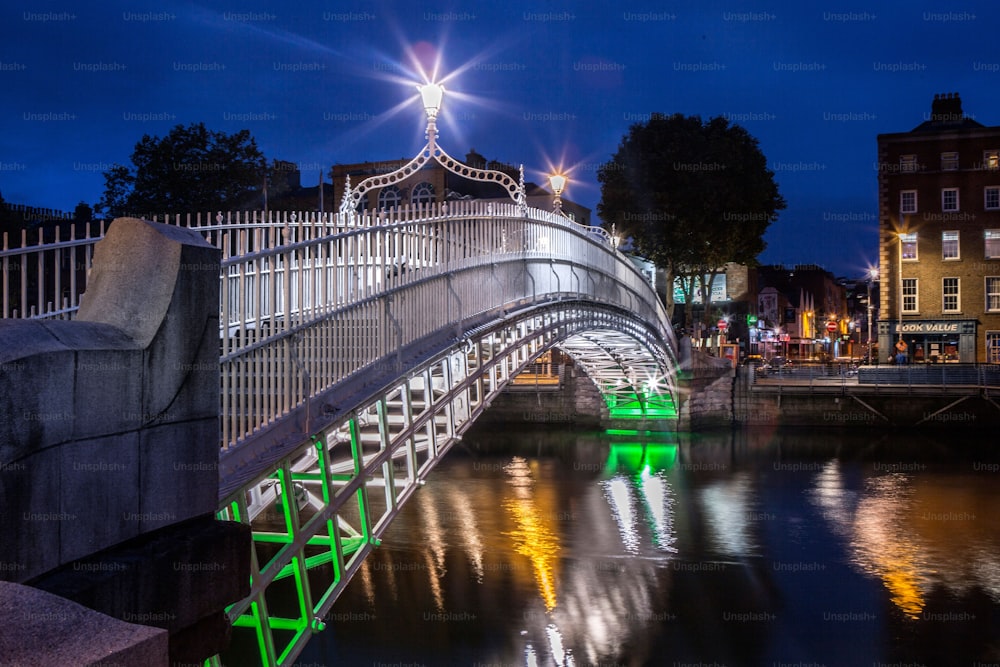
[2, 201, 679, 667]
[202, 201, 680, 664]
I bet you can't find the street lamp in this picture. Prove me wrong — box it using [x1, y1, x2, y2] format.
[866, 266, 878, 363]
[548, 173, 567, 214]
[416, 81, 444, 119]
[896, 232, 905, 356]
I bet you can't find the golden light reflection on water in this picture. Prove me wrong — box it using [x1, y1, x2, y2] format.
[811, 466, 1000, 619]
[416, 490, 449, 612]
[850, 474, 929, 618]
[502, 456, 561, 611]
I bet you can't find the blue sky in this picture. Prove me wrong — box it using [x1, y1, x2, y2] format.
[2, 0, 999, 277]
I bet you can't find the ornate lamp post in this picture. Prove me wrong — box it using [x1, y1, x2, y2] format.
[339, 81, 527, 218]
[548, 170, 620, 249]
[548, 173, 567, 214]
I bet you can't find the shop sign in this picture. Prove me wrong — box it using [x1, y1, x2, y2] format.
[894, 322, 960, 334]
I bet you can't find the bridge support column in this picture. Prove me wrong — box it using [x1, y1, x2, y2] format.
[675, 340, 735, 431]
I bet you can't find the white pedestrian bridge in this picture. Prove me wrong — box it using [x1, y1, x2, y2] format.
[2, 201, 678, 665]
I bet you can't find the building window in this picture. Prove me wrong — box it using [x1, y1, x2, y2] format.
[900, 232, 918, 260]
[987, 277, 1000, 312]
[941, 188, 959, 212]
[942, 231, 960, 260]
[377, 184, 401, 209]
[900, 154, 918, 173]
[411, 181, 435, 205]
[987, 230, 1000, 259]
[942, 277, 960, 313]
[986, 187, 1000, 210]
[941, 152, 959, 171]
[902, 278, 918, 313]
[900, 190, 917, 214]
[984, 150, 1000, 170]
[987, 331, 1000, 363]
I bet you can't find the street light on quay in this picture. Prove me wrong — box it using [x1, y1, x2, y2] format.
[866, 266, 878, 363]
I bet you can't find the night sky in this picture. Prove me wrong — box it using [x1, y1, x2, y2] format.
[2, 1, 999, 278]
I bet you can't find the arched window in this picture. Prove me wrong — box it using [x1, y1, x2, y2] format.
[377, 184, 401, 210]
[411, 181, 435, 205]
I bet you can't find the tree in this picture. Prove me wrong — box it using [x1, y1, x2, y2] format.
[597, 113, 785, 324]
[98, 122, 266, 218]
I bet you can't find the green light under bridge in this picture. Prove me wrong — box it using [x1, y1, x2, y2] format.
[604, 391, 678, 420]
[605, 441, 678, 475]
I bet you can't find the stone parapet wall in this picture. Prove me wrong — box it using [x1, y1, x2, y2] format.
[0, 218, 222, 583]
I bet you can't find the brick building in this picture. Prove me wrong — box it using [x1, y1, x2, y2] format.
[330, 149, 591, 223]
[877, 93, 1000, 363]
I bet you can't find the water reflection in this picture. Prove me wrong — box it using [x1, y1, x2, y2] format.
[697, 473, 759, 558]
[502, 456, 561, 612]
[637, 467, 678, 553]
[601, 476, 640, 554]
[808, 456, 1000, 620]
[848, 473, 929, 618]
[603, 441, 679, 555]
[294, 428, 1000, 666]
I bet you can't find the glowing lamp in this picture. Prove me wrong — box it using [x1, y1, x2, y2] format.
[548, 173, 567, 196]
[417, 82, 444, 119]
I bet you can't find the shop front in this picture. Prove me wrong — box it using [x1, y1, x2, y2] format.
[877, 320, 977, 363]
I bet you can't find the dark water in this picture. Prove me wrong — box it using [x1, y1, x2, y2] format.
[295, 426, 1000, 667]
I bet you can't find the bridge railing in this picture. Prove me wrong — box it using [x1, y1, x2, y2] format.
[217, 199, 673, 449]
[1, 203, 673, 450]
[0, 210, 340, 319]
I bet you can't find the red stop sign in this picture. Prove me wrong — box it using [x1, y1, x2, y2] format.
[826, 321, 838, 332]
[717, 319, 728, 330]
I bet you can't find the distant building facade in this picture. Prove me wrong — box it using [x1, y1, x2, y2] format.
[755, 265, 847, 359]
[877, 93, 1000, 363]
[330, 149, 591, 224]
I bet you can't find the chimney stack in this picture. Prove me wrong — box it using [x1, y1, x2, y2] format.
[930, 92, 963, 123]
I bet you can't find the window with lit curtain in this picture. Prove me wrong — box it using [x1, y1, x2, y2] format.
[986, 230, 1000, 259]
[987, 332, 1000, 364]
[901, 233, 918, 260]
[942, 231, 959, 260]
[986, 277, 1000, 312]
[942, 278, 960, 312]
[902, 278, 918, 313]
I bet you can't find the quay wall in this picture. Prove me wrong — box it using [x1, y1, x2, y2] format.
[479, 344, 1000, 431]
[732, 366, 1000, 430]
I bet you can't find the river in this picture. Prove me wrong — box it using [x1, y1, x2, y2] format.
[293, 425, 1000, 666]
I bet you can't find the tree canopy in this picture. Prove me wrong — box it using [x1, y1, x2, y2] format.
[597, 113, 785, 319]
[98, 122, 266, 218]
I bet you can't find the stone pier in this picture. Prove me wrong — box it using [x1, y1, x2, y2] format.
[0, 218, 250, 664]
